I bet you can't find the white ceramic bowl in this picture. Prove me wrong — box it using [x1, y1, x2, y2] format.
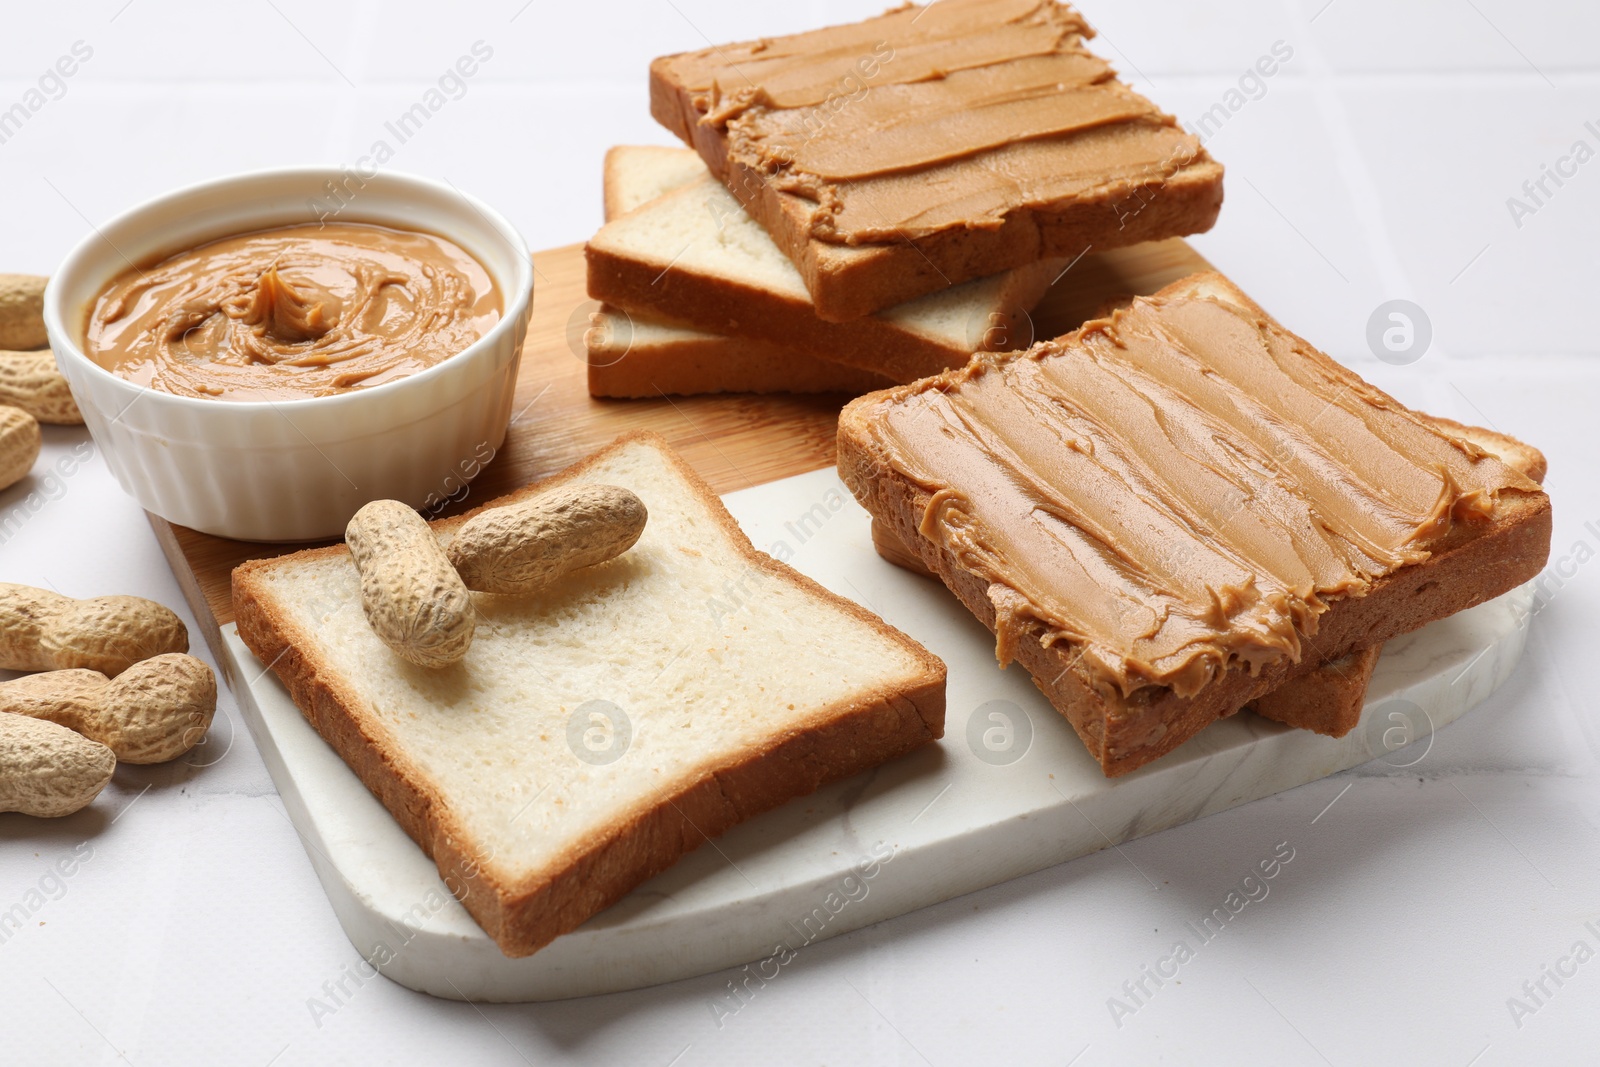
[44, 167, 534, 542]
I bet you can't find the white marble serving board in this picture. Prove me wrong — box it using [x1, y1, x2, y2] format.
[221, 467, 1534, 1003]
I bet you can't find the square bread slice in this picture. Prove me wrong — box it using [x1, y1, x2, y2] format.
[587, 146, 1064, 384]
[650, 0, 1224, 321]
[233, 432, 946, 957]
[838, 272, 1550, 775]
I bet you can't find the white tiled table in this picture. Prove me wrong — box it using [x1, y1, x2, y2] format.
[3, 2, 1597, 1063]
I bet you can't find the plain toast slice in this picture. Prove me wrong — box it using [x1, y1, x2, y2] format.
[234, 433, 946, 957]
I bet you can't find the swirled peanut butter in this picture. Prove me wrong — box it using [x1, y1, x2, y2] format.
[867, 274, 1539, 700]
[656, 0, 1212, 244]
[86, 223, 500, 401]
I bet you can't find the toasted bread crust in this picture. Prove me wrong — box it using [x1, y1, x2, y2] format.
[587, 311, 895, 398]
[650, 60, 1224, 323]
[870, 411, 1548, 745]
[234, 431, 945, 957]
[1427, 416, 1548, 484]
[1248, 646, 1382, 738]
[602, 145, 625, 223]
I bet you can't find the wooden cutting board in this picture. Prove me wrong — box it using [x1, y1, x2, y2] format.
[150, 237, 1212, 661]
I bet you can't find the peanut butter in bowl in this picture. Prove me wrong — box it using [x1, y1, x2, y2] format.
[85, 222, 501, 401]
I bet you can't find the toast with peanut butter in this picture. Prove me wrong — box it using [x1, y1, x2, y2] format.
[870, 412, 1547, 743]
[839, 273, 1551, 775]
[873, 514, 1378, 739]
[650, 0, 1224, 321]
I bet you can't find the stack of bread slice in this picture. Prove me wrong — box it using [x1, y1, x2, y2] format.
[585, 146, 1067, 396]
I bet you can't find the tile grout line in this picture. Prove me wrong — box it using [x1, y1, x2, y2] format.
[1283, 0, 1419, 303]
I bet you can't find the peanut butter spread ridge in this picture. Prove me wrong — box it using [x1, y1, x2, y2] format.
[657, 0, 1212, 244]
[869, 276, 1537, 700]
[86, 222, 500, 401]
